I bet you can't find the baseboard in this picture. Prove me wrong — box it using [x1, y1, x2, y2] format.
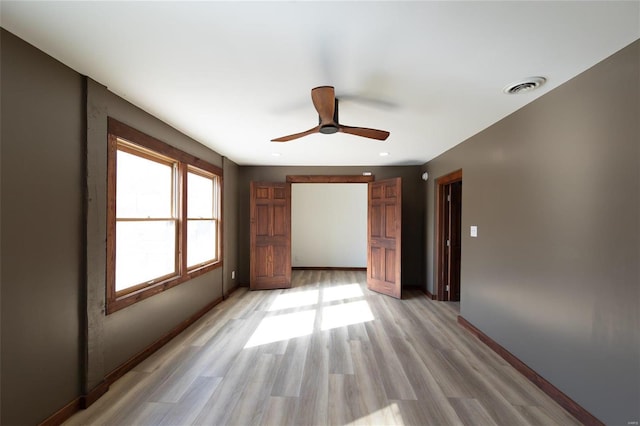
[40, 295, 225, 425]
[104, 295, 224, 386]
[81, 380, 110, 409]
[457, 316, 604, 426]
[292, 266, 366, 271]
[38, 397, 82, 426]
[224, 284, 239, 299]
[422, 288, 436, 300]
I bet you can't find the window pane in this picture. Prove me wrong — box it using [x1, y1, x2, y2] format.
[117, 150, 173, 218]
[116, 221, 176, 291]
[188, 172, 213, 219]
[187, 220, 216, 267]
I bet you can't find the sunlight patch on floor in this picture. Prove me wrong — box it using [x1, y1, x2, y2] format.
[244, 309, 316, 348]
[323, 283, 363, 302]
[246, 282, 375, 348]
[267, 289, 319, 311]
[321, 300, 374, 331]
[345, 402, 402, 425]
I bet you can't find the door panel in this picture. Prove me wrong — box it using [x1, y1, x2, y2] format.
[385, 249, 396, 282]
[370, 246, 383, 281]
[385, 204, 396, 238]
[367, 178, 402, 299]
[256, 204, 270, 236]
[255, 245, 271, 278]
[370, 204, 382, 237]
[250, 181, 291, 290]
[273, 204, 287, 236]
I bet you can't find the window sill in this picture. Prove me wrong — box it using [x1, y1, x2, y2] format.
[106, 261, 223, 315]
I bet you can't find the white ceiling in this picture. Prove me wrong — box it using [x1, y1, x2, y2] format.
[2, 1, 639, 166]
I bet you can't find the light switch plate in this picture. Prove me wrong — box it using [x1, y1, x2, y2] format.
[470, 226, 478, 237]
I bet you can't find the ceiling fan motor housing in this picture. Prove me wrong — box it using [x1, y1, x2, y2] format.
[319, 124, 339, 134]
[319, 98, 340, 134]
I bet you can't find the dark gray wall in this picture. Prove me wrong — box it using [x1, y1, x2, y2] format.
[1, 29, 240, 423]
[237, 166, 424, 288]
[423, 40, 639, 425]
[86, 81, 235, 376]
[1, 29, 83, 425]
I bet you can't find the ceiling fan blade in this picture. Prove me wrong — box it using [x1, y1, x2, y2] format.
[311, 86, 336, 125]
[271, 126, 320, 142]
[339, 125, 390, 141]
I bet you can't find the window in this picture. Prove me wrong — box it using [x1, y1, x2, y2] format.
[187, 168, 219, 268]
[107, 118, 222, 313]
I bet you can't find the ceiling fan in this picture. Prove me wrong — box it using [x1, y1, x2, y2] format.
[271, 86, 390, 142]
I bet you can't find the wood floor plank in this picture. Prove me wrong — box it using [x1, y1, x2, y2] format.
[271, 334, 311, 397]
[64, 371, 150, 425]
[346, 321, 370, 341]
[328, 326, 355, 375]
[157, 376, 222, 426]
[441, 348, 531, 425]
[146, 346, 205, 403]
[199, 314, 264, 378]
[64, 270, 580, 426]
[448, 397, 499, 426]
[387, 335, 464, 425]
[192, 347, 261, 425]
[327, 373, 361, 426]
[349, 339, 402, 425]
[363, 320, 418, 401]
[292, 330, 330, 426]
[226, 353, 280, 426]
[259, 396, 297, 426]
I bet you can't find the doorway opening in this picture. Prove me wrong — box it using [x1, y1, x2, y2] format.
[291, 182, 367, 270]
[435, 169, 462, 302]
[250, 175, 403, 299]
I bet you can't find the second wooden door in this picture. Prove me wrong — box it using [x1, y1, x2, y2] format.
[250, 181, 291, 290]
[367, 178, 402, 299]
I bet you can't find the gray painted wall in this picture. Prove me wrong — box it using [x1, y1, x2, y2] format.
[86, 82, 239, 376]
[1, 30, 83, 425]
[291, 183, 367, 268]
[1, 29, 240, 423]
[423, 40, 639, 425]
[237, 166, 424, 288]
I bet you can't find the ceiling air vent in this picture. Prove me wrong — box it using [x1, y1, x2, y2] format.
[503, 77, 546, 94]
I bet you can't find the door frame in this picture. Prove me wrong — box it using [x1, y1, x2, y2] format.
[435, 169, 462, 301]
[285, 175, 374, 273]
[287, 175, 373, 272]
[286, 175, 374, 184]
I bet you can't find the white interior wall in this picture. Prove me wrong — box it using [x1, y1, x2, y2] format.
[291, 183, 367, 267]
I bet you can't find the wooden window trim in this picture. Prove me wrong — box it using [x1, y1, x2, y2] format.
[106, 118, 223, 314]
[186, 167, 220, 271]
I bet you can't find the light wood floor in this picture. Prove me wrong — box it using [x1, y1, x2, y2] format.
[65, 270, 579, 426]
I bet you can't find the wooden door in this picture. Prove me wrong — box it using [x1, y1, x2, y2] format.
[250, 182, 291, 290]
[367, 178, 402, 299]
[436, 170, 462, 301]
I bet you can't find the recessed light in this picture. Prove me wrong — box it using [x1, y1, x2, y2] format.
[379, 152, 389, 157]
[271, 153, 281, 157]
